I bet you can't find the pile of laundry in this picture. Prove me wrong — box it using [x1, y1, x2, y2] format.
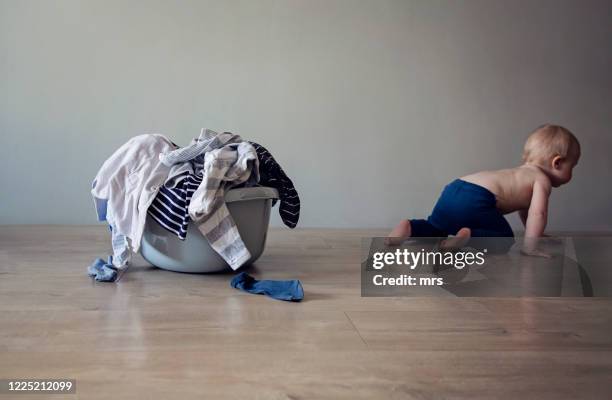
[87, 128, 303, 301]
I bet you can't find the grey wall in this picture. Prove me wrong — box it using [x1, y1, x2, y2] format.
[1, 0, 611, 230]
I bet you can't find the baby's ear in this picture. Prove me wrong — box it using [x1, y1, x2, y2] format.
[552, 155, 563, 169]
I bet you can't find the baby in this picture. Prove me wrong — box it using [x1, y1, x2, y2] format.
[387, 124, 580, 256]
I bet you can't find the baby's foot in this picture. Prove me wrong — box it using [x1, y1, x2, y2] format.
[385, 219, 412, 246]
[440, 227, 471, 250]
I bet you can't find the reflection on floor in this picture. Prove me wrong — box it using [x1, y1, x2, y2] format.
[1, 226, 611, 399]
[362, 236, 612, 297]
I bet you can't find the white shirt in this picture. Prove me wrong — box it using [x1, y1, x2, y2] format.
[91, 134, 175, 259]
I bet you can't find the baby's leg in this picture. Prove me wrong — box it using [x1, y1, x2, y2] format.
[386, 219, 448, 245]
[386, 219, 412, 245]
[440, 227, 471, 250]
[468, 211, 515, 253]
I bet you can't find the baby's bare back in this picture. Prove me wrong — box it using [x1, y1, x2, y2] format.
[461, 166, 548, 214]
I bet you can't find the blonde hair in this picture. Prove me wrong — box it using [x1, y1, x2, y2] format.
[522, 124, 580, 164]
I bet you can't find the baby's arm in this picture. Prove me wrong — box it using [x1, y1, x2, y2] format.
[525, 179, 550, 237]
[522, 179, 552, 257]
[520, 208, 552, 237]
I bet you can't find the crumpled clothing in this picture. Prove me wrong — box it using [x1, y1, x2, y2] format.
[87, 256, 118, 282]
[158, 129, 259, 269]
[230, 272, 304, 302]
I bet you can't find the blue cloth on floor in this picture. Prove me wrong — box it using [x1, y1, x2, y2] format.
[87, 256, 118, 282]
[230, 272, 304, 302]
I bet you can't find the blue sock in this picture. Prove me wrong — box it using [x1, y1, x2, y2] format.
[87, 257, 118, 282]
[230, 272, 304, 302]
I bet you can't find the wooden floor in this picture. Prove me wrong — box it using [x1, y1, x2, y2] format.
[1, 226, 611, 399]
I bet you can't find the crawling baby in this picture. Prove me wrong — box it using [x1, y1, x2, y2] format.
[387, 124, 580, 257]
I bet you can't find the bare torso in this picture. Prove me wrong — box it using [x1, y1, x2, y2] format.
[461, 165, 550, 214]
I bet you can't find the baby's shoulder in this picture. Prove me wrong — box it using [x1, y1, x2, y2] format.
[515, 166, 551, 191]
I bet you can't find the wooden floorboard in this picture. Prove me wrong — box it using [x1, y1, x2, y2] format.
[1, 226, 611, 399]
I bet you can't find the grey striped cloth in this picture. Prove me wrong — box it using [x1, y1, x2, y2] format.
[159, 129, 241, 166]
[159, 129, 259, 270]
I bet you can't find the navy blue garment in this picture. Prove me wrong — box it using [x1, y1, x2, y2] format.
[147, 172, 203, 240]
[230, 272, 304, 302]
[249, 142, 300, 229]
[410, 179, 514, 253]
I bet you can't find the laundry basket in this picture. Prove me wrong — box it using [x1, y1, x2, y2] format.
[140, 186, 279, 273]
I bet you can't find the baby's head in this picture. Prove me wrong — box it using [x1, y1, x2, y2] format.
[522, 124, 580, 187]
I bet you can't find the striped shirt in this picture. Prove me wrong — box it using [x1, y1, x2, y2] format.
[148, 129, 258, 270]
[148, 140, 300, 240]
[147, 171, 203, 240]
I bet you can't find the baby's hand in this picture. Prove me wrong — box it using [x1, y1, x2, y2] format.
[520, 247, 553, 259]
